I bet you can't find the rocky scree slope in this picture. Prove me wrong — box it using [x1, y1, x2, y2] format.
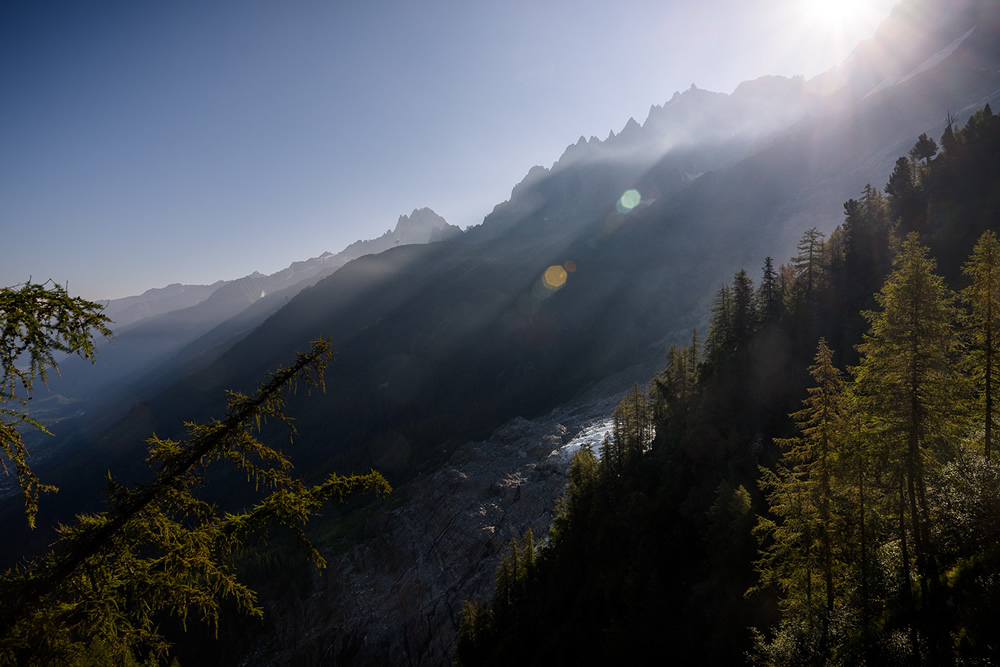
[239, 360, 656, 667]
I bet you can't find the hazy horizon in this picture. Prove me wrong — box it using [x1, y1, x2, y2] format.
[2, 0, 897, 300]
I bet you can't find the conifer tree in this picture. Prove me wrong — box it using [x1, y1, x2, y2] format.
[565, 444, 599, 515]
[599, 432, 620, 480]
[790, 228, 826, 316]
[835, 388, 877, 643]
[885, 156, 918, 223]
[731, 269, 756, 350]
[455, 598, 494, 666]
[756, 257, 783, 326]
[841, 186, 893, 308]
[655, 345, 688, 424]
[885, 156, 916, 201]
[708, 271, 757, 365]
[909, 132, 938, 167]
[688, 327, 702, 373]
[653, 330, 701, 431]
[492, 528, 536, 623]
[706, 284, 733, 367]
[962, 230, 1000, 460]
[0, 340, 391, 665]
[791, 339, 844, 616]
[1, 280, 113, 527]
[754, 339, 846, 633]
[941, 111, 958, 155]
[611, 384, 653, 468]
[958, 105, 995, 147]
[852, 233, 964, 630]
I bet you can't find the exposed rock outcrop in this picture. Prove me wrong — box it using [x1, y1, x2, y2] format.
[243, 360, 655, 666]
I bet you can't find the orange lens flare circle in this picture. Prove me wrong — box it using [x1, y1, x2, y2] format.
[543, 264, 568, 289]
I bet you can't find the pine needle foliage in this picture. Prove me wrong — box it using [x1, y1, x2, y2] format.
[753, 339, 847, 656]
[0, 280, 113, 528]
[0, 339, 391, 666]
[853, 233, 965, 562]
[961, 230, 1000, 459]
[457, 106, 1000, 666]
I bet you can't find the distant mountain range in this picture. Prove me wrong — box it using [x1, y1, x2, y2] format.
[7, 1, 1000, 635]
[103, 206, 460, 330]
[32, 207, 460, 419]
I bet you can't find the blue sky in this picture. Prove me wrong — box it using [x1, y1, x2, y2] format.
[1, 0, 897, 300]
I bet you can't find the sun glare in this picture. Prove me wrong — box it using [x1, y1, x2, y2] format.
[785, 0, 895, 85]
[801, 0, 871, 29]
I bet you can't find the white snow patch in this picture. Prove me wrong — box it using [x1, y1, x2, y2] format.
[548, 418, 614, 467]
[865, 26, 976, 99]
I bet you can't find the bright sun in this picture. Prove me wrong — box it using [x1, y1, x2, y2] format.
[764, 0, 896, 86]
[802, 0, 869, 27]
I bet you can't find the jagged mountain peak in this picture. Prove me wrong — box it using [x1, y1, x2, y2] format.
[396, 206, 448, 231]
[392, 207, 462, 244]
[488, 0, 997, 245]
[344, 206, 462, 256]
[618, 116, 643, 140]
[543, 73, 818, 176]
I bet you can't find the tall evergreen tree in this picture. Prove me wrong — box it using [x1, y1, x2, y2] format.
[757, 257, 784, 326]
[852, 233, 964, 645]
[492, 528, 536, 623]
[754, 339, 846, 643]
[885, 156, 918, 225]
[706, 284, 733, 367]
[790, 228, 826, 316]
[731, 269, 757, 351]
[611, 383, 654, 468]
[962, 230, 1000, 460]
[835, 388, 878, 650]
[656, 343, 693, 416]
[839, 185, 893, 313]
[654, 330, 701, 435]
[885, 156, 916, 200]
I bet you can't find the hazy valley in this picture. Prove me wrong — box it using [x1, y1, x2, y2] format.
[3, 0, 1000, 664]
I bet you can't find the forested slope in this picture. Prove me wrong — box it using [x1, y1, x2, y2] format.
[457, 106, 1000, 665]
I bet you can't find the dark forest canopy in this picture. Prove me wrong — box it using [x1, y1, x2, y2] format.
[456, 106, 1000, 665]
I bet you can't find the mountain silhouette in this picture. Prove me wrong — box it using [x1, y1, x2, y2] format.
[31, 208, 461, 423]
[7, 0, 999, 564]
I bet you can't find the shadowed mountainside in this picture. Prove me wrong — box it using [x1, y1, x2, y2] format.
[4, 10, 999, 663]
[30, 209, 461, 424]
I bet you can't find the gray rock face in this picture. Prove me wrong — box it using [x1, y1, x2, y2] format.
[244, 361, 653, 666]
[245, 418, 571, 666]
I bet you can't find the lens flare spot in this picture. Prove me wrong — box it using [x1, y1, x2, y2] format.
[617, 189, 641, 212]
[564, 260, 577, 273]
[543, 264, 568, 289]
